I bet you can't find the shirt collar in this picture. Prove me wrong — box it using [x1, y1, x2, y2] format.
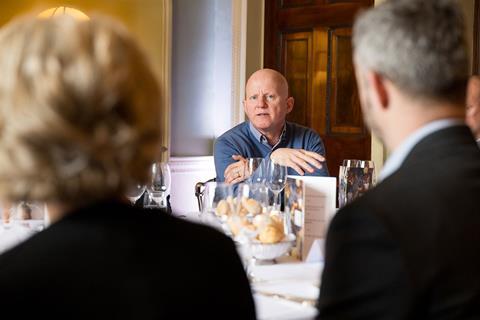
[248, 122, 287, 149]
[379, 118, 465, 181]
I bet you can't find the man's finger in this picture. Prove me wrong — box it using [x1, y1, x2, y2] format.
[297, 152, 324, 169]
[301, 150, 325, 162]
[224, 161, 243, 178]
[287, 160, 304, 176]
[226, 171, 245, 184]
[224, 164, 236, 178]
[292, 155, 314, 173]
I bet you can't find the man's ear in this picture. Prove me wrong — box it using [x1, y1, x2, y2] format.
[367, 71, 389, 110]
[467, 102, 479, 122]
[286, 97, 294, 114]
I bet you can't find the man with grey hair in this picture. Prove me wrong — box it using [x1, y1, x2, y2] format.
[317, 0, 480, 319]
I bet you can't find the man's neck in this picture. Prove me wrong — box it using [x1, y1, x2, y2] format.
[257, 124, 285, 146]
[385, 104, 465, 152]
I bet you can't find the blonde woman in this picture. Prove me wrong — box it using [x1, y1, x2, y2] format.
[0, 14, 255, 319]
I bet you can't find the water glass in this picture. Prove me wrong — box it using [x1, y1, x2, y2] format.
[338, 159, 376, 208]
[244, 158, 265, 184]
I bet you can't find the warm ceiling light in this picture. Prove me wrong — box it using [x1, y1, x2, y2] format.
[38, 6, 89, 20]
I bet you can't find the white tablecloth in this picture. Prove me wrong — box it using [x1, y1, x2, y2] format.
[0, 220, 44, 254]
[179, 211, 323, 320]
[252, 257, 322, 320]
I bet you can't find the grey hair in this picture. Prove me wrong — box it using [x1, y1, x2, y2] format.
[353, 0, 469, 103]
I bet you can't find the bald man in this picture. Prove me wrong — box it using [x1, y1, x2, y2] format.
[214, 68, 329, 184]
[466, 75, 480, 146]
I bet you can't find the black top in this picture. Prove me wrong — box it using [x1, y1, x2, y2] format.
[318, 125, 480, 319]
[0, 200, 256, 319]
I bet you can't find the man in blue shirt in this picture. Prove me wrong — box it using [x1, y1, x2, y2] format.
[214, 68, 329, 183]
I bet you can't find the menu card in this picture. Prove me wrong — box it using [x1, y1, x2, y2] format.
[284, 176, 336, 261]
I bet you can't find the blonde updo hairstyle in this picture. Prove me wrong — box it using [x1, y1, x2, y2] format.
[0, 14, 162, 205]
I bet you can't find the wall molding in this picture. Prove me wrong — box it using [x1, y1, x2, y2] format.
[169, 156, 216, 214]
[231, 0, 248, 126]
[169, 156, 216, 174]
[158, 0, 172, 161]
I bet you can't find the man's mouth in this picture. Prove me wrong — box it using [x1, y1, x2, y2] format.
[256, 113, 269, 116]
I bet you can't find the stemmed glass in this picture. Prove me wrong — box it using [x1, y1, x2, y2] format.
[244, 158, 265, 184]
[125, 183, 146, 205]
[150, 162, 171, 194]
[265, 161, 288, 211]
[145, 162, 171, 208]
[234, 183, 269, 277]
[236, 183, 269, 216]
[200, 182, 235, 231]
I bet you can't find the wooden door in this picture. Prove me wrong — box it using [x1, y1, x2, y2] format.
[264, 0, 374, 179]
[474, 0, 479, 74]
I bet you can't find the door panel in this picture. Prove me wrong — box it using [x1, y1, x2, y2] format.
[265, 0, 373, 179]
[329, 28, 363, 134]
[282, 32, 312, 127]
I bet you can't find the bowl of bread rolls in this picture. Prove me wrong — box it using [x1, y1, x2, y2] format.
[215, 191, 295, 261]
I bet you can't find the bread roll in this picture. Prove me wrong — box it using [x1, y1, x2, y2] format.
[215, 199, 231, 216]
[258, 224, 284, 244]
[242, 198, 262, 215]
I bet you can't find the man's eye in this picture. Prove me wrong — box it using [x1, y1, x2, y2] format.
[249, 96, 257, 100]
[266, 95, 275, 101]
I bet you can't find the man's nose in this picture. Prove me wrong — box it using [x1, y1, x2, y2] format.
[256, 96, 267, 108]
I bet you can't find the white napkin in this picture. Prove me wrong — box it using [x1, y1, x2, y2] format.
[306, 239, 324, 263]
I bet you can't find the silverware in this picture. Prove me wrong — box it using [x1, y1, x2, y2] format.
[255, 290, 316, 307]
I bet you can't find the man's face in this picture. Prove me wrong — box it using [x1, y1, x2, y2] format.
[243, 71, 293, 134]
[466, 76, 480, 139]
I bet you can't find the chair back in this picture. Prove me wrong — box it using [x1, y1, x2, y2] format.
[194, 178, 216, 212]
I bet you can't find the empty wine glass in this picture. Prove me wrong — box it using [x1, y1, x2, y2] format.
[265, 161, 288, 211]
[201, 182, 234, 217]
[236, 183, 269, 216]
[125, 183, 146, 205]
[150, 162, 171, 194]
[244, 158, 265, 184]
[145, 162, 171, 208]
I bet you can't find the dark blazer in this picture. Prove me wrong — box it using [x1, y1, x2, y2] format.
[318, 125, 480, 319]
[0, 200, 256, 319]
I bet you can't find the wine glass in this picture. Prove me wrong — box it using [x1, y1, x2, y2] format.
[11, 202, 45, 231]
[145, 162, 171, 208]
[244, 158, 265, 184]
[125, 183, 146, 205]
[201, 182, 235, 229]
[265, 161, 288, 211]
[236, 183, 269, 216]
[150, 162, 171, 194]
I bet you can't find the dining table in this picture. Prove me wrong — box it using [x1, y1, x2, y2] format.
[182, 211, 322, 320]
[252, 256, 321, 320]
[1, 211, 324, 319]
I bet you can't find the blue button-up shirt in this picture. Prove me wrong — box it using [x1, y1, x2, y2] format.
[214, 121, 329, 182]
